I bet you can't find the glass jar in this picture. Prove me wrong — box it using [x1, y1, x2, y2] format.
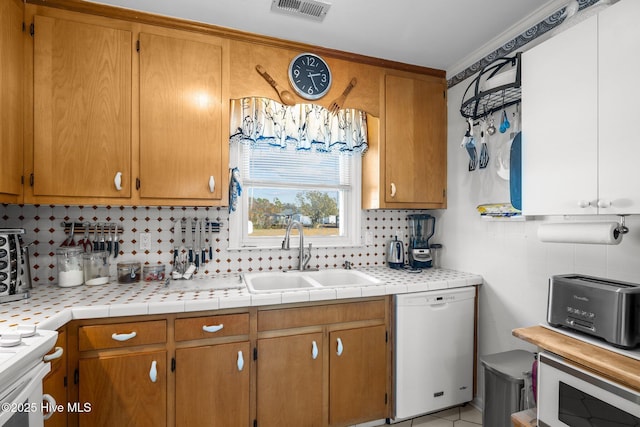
[83, 251, 110, 286]
[56, 247, 84, 287]
[117, 261, 141, 284]
[430, 243, 443, 269]
[143, 264, 165, 282]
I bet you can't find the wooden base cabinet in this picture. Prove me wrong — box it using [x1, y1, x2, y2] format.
[174, 312, 251, 427]
[329, 326, 387, 425]
[66, 300, 389, 427]
[257, 333, 324, 427]
[43, 328, 67, 427]
[78, 351, 167, 427]
[74, 320, 168, 427]
[175, 342, 251, 427]
[256, 299, 390, 427]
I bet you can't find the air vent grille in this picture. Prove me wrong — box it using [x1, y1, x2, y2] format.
[271, 0, 331, 22]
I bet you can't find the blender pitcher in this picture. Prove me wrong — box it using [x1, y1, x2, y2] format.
[407, 214, 435, 268]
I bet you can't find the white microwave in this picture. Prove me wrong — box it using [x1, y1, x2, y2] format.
[537, 351, 640, 427]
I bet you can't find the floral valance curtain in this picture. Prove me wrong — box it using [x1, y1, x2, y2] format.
[229, 97, 368, 155]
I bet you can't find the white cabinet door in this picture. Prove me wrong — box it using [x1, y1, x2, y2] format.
[522, 15, 599, 215]
[598, 0, 640, 214]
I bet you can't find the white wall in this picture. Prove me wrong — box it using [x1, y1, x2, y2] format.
[442, 68, 640, 404]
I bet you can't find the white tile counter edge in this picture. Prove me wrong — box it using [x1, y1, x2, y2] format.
[0, 267, 483, 331]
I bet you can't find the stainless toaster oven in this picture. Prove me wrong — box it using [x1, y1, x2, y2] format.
[0, 228, 31, 303]
[547, 274, 640, 348]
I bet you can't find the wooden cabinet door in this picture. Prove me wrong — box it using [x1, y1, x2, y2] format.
[598, 0, 640, 215]
[329, 325, 387, 426]
[384, 74, 446, 206]
[78, 350, 166, 427]
[0, 0, 23, 201]
[257, 333, 323, 427]
[521, 15, 598, 215]
[139, 31, 224, 200]
[175, 341, 250, 427]
[32, 14, 132, 198]
[43, 329, 67, 427]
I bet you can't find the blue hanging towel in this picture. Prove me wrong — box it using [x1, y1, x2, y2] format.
[229, 167, 242, 213]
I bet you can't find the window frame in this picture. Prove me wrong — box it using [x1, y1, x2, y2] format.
[228, 142, 362, 250]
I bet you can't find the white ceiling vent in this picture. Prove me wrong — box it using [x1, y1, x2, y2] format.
[270, 0, 331, 22]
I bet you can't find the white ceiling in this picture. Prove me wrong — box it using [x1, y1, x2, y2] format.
[90, 0, 569, 76]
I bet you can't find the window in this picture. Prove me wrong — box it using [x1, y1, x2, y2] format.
[229, 142, 361, 249]
[228, 98, 367, 249]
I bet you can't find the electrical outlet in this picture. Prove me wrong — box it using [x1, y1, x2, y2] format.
[140, 232, 152, 250]
[365, 231, 373, 245]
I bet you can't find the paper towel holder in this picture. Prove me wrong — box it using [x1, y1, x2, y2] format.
[617, 215, 629, 235]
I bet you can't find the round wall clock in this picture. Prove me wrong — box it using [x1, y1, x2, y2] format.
[288, 53, 332, 100]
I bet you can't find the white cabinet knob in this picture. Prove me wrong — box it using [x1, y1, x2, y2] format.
[149, 360, 158, 383]
[336, 337, 343, 356]
[597, 199, 611, 208]
[577, 200, 591, 208]
[114, 171, 122, 191]
[208, 176, 215, 193]
[311, 341, 318, 360]
[390, 183, 397, 198]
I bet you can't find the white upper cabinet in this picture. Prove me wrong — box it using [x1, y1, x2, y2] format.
[522, 0, 640, 215]
[598, 0, 640, 215]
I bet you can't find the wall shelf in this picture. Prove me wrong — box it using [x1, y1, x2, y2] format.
[460, 53, 521, 120]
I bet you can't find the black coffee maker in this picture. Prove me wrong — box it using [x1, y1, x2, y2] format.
[407, 214, 435, 268]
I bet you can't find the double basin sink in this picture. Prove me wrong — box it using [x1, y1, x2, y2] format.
[243, 269, 383, 293]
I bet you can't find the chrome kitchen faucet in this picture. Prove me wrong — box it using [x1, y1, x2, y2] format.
[281, 220, 311, 271]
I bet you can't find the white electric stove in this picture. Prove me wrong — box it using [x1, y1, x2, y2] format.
[0, 326, 57, 386]
[0, 326, 57, 427]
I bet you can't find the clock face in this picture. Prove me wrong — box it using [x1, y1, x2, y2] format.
[288, 53, 332, 100]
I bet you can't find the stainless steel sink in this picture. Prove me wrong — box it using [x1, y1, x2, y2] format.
[243, 269, 382, 293]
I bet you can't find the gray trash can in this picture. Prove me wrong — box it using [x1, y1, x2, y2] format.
[480, 349, 535, 427]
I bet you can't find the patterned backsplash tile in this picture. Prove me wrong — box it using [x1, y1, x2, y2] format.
[1, 204, 436, 285]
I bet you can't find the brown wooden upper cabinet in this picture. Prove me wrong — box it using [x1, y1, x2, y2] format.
[363, 72, 447, 209]
[21, 1, 446, 208]
[30, 13, 132, 201]
[138, 31, 226, 202]
[0, 0, 25, 203]
[24, 5, 230, 206]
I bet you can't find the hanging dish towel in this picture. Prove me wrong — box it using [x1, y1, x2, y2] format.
[229, 167, 242, 213]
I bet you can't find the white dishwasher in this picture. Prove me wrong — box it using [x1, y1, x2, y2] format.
[393, 286, 475, 421]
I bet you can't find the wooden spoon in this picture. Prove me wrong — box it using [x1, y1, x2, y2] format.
[255, 64, 296, 106]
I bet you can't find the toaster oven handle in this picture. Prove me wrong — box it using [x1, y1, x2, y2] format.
[568, 319, 596, 333]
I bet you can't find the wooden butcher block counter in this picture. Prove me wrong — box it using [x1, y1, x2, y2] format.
[513, 325, 640, 392]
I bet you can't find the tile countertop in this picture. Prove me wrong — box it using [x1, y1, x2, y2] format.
[0, 267, 482, 331]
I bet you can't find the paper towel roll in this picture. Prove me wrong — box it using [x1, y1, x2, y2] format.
[537, 222, 623, 245]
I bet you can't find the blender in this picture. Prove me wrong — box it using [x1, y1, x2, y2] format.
[408, 214, 435, 268]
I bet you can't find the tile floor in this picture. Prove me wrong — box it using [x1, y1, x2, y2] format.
[375, 405, 482, 427]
